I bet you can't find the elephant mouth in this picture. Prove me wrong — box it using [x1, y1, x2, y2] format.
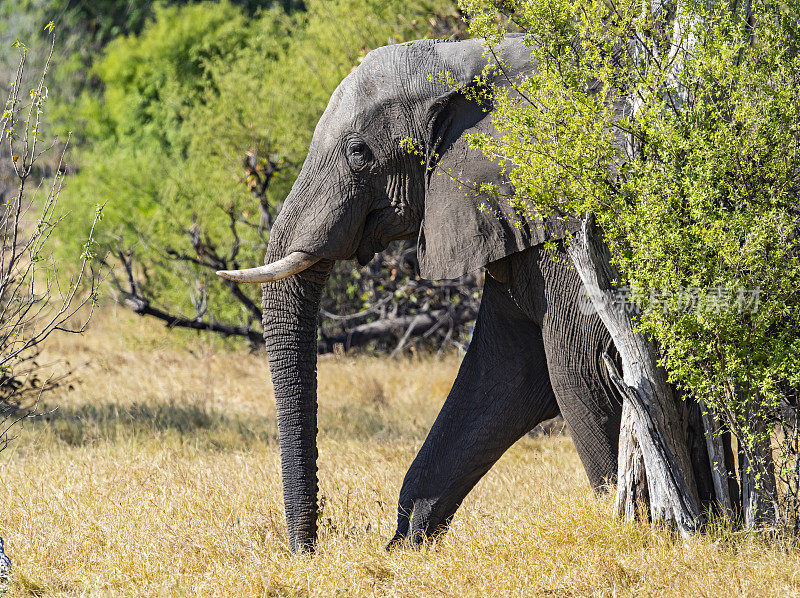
[355, 236, 386, 266]
[354, 205, 421, 265]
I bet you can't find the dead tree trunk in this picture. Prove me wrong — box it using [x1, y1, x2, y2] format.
[739, 416, 779, 528]
[615, 401, 649, 521]
[566, 216, 704, 537]
[699, 400, 737, 517]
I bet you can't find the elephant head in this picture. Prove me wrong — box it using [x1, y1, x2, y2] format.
[218, 37, 558, 553]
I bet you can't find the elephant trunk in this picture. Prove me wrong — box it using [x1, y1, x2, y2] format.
[261, 240, 332, 553]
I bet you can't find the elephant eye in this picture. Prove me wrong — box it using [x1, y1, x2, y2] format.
[345, 139, 373, 172]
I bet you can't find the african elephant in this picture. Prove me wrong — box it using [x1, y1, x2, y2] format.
[218, 36, 623, 553]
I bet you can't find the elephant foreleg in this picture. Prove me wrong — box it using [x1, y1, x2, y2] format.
[389, 276, 559, 547]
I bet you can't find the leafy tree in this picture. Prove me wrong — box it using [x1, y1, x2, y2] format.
[460, 0, 800, 534]
[0, 2, 306, 200]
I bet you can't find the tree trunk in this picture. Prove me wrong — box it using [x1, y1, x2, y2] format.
[685, 397, 717, 513]
[566, 216, 703, 537]
[739, 417, 779, 528]
[615, 400, 649, 521]
[699, 400, 737, 516]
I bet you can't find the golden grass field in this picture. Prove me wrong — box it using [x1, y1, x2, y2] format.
[2, 307, 800, 597]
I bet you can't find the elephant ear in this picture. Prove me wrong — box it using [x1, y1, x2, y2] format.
[417, 87, 566, 281]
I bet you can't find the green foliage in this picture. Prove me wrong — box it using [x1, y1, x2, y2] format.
[461, 0, 800, 522]
[85, 2, 252, 147]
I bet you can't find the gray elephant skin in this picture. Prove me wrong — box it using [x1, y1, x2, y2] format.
[219, 36, 624, 553]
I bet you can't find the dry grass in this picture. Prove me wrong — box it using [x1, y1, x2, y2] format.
[2, 306, 800, 597]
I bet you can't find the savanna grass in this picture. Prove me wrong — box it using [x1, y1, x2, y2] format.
[2, 307, 800, 596]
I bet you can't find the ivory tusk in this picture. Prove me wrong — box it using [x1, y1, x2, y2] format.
[216, 251, 319, 283]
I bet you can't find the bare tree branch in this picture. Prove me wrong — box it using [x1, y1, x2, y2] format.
[1, 36, 103, 451]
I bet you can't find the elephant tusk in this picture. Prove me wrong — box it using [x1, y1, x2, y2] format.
[216, 251, 319, 283]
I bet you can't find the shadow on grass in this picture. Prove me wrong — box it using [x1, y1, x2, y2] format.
[11, 385, 428, 453]
[26, 399, 278, 451]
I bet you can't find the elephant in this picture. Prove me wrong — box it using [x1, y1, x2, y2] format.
[217, 35, 623, 553]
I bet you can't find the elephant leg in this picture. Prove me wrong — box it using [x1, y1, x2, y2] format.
[509, 246, 623, 490]
[389, 275, 559, 547]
